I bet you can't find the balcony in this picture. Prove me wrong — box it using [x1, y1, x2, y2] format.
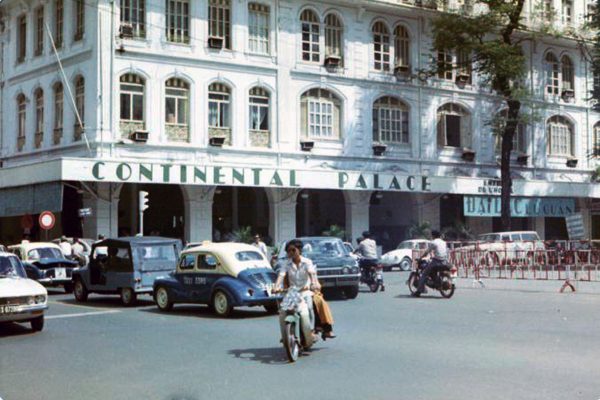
[249, 130, 270, 148]
[209, 127, 232, 146]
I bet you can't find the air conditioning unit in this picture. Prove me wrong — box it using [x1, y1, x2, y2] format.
[324, 55, 342, 68]
[566, 157, 578, 168]
[129, 130, 149, 142]
[394, 64, 411, 80]
[461, 148, 476, 162]
[372, 143, 387, 156]
[561, 89, 575, 101]
[300, 140, 314, 152]
[208, 36, 224, 49]
[456, 73, 470, 85]
[119, 23, 134, 39]
[516, 153, 529, 164]
[209, 136, 226, 147]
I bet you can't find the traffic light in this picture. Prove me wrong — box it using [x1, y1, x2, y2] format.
[139, 191, 149, 212]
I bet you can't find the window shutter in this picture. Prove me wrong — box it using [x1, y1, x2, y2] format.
[300, 99, 308, 137]
[333, 101, 341, 138]
[436, 111, 445, 147]
[461, 113, 471, 148]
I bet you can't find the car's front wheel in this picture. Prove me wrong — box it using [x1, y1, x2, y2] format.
[30, 315, 44, 332]
[120, 287, 137, 306]
[343, 286, 359, 299]
[73, 279, 88, 302]
[212, 290, 233, 318]
[154, 287, 173, 311]
[399, 257, 412, 271]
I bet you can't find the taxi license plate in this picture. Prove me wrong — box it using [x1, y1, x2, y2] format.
[0, 305, 20, 314]
[55, 268, 66, 279]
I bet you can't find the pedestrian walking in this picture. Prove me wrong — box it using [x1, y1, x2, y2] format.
[252, 234, 268, 257]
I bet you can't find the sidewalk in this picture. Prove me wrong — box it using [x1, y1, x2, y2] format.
[454, 277, 600, 295]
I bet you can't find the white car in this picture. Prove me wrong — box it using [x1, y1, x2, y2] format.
[470, 231, 546, 264]
[0, 253, 48, 332]
[380, 240, 431, 271]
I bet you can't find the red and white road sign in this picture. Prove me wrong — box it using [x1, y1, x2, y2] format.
[38, 211, 56, 230]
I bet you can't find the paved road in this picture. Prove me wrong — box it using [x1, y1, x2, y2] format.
[1, 273, 599, 400]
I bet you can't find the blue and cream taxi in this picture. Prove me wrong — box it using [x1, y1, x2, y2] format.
[153, 242, 279, 317]
[0, 252, 48, 332]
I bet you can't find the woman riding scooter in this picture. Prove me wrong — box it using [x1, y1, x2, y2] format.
[273, 239, 336, 347]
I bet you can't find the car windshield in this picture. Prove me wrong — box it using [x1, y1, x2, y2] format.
[136, 245, 178, 263]
[235, 251, 265, 261]
[28, 247, 63, 260]
[300, 239, 348, 258]
[397, 241, 414, 249]
[0, 256, 26, 278]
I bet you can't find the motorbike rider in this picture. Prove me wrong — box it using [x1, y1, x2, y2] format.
[416, 230, 448, 295]
[273, 239, 322, 347]
[356, 231, 384, 292]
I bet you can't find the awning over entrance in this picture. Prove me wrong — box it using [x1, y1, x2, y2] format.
[0, 182, 63, 217]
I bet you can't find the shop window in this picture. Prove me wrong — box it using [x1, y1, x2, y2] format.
[74, 0, 85, 41]
[393, 25, 410, 68]
[437, 103, 471, 148]
[544, 52, 560, 95]
[17, 15, 26, 63]
[120, 0, 145, 38]
[165, 78, 190, 141]
[300, 88, 342, 139]
[55, 0, 64, 48]
[166, 0, 190, 43]
[209, 0, 231, 49]
[372, 96, 409, 144]
[119, 74, 145, 137]
[300, 9, 319, 63]
[249, 87, 270, 147]
[35, 7, 44, 56]
[372, 21, 390, 72]
[547, 115, 574, 156]
[324, 13, 343, 61]
[248, 3, 269, 54]
[17, 94, 26, 151]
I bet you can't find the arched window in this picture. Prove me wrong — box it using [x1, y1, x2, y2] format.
[53, 83, 64, 145]
[300, 9, 319, 62]
[165, 78, 190, 141]
[208, 83, 231, 128]
[393, 25, 410, 68]
[437, 103, 471, 148]
[249, 87, 270, 147]
[17, 94, 27, 150]
[494, 109, 527, 154]
[593, 122, 600, 157]
[35, 89, 44, 148]
[324, 13, 343, 60]
[373, 96, 409, 144]
[545, 52, 560, 95]
[372, 22, 390, 72]
[300, 88, 342, 138]
[120, 74, 145, 137]
[547, 115, 574, 156]
[561, 55, 574, 92]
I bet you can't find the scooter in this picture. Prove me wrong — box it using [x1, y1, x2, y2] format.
[407, 258, 457, 299]
[357, 256, 384, 292]
[278, 287, 314, 362]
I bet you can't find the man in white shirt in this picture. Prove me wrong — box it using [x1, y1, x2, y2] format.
[252, 234, 268, 258]
[416, 230, 449, 295]
[357, 231, 385, 292]
[59, 236, 73, 259]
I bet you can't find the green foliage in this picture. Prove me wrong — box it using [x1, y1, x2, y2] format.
[592, 166, 600, 182]
[322, 224, 346, 240]
[408, 221, 432, 240]
[441, 222, 475, 241]
[232, 226, 253, 244]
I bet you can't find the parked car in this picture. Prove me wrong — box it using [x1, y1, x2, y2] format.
[72, 237, 182, 306]
[153, 242, 280, 317]
[0, 252, 48, 332]
[380, 239, 431, 271]
[274, 237, 360, 299]
[464, 231, 546, 264]
[8, 241, 78, 293]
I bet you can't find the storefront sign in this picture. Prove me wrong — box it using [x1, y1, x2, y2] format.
[464, 196, 576, 217]
[565, 213, 585, 239]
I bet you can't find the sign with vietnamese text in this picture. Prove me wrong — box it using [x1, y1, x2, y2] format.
[464, 196, 575, 217]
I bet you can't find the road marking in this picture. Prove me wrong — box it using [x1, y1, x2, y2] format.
[46, 310, 121, 320]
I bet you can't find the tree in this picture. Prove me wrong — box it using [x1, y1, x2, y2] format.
[430, 0, 527, 230]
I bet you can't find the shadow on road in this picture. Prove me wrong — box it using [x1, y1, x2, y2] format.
[56, 296, 155, 309]
[228, 346, 323, 365]
[394, 294, 446, 300]
[0, 322, 37, 338]
[140, 305, 275, 320]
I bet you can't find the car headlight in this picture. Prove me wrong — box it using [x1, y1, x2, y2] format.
[351, 267, 359, 274]
[35, 295, 46, 304]
[27, 296, 35, 305]
[342, 267, 350, 275]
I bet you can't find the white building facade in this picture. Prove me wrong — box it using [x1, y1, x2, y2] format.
[1, 0, 600, 247]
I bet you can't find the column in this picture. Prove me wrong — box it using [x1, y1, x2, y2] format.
[265, 188, 299, 245]
[417, 193, 440, 231]
[183, 186, 216, 243]
[82, 182, 120, 239]
[344, 191, 372, 243]
[534, 217, 546, 240]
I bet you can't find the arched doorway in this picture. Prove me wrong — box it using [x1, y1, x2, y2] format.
[369, 192, 416, 252]
[118, 184, 185, 238]
[212, 187, 270, 243]
[296, 189, 345, 237]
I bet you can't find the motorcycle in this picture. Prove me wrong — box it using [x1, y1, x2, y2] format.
[278, 287, 315, 362]
[358, 257, 384, 293]
[407, 258, 457, 298]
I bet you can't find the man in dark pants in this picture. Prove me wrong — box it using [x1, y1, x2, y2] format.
[357, 231, 384, 292]
[416, 230, 448, 295]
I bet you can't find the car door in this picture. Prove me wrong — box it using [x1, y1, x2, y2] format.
[195, 253, 222, 303]
[174, 253, 198, 301]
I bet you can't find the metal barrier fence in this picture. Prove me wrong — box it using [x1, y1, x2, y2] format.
[412, 240, 600, 291]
